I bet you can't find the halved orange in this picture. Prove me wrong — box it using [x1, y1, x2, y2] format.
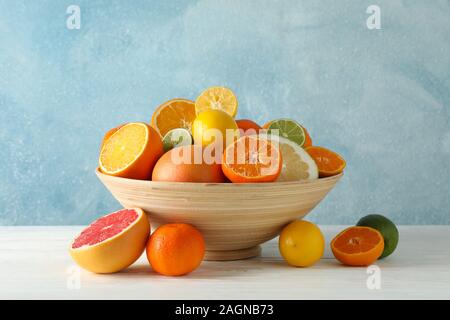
[222, 135, 282, 183]
[99, 122, 163, 180]
[100, 123, 125, 150]
[304, 146, 346, 177]
[331, 226, 384, 266]
[151, 98, 196, 136]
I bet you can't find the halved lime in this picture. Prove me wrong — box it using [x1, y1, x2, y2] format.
[267, 119, 306, 147]
[162, 128, 193, 152]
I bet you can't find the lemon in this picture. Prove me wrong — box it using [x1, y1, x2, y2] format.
[279, 220, 324, 267]
[259, 134, 318, 181]
[271, 136, 318, 181]
[195, 87, 238, 117]
[192, 110, 239, 149]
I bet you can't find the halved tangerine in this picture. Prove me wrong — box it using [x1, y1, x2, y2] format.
[331, 226, 384, 266]
[305, 146, 346, 177]
[222, 135, 282, 183]
[195, 87, 238, 117]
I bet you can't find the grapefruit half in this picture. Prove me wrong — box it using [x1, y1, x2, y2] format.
[70, 208, 150, 274]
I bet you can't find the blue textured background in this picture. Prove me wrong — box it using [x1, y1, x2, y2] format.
[1, 0, 449, 225]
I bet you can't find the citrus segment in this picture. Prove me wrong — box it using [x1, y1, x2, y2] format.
[331, 226, 384, 266]
[151, 98, 196, 136]
[222, 135, 282, 183]
[99, 122, 163, 180]
[195, 87, 238, 117]
[70, 208, 150, 273]
[305, 146, 346, 177]
[267, 119, 306, 147]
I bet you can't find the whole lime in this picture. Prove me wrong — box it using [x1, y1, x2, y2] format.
[356, 214, 399, 259]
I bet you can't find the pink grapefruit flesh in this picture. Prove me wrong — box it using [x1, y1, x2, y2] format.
[72, 209, 139, 248]
[70, 208, 150, 274]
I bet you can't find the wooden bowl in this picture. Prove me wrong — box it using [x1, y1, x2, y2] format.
[96, 168, 343, 261]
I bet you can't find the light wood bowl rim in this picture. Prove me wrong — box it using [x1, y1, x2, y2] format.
[95, 167, 343, 188]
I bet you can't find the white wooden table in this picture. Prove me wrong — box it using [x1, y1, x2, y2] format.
[0, 226, 449, 300]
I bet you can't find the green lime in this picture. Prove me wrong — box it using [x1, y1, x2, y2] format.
[267, 118, 306, 147]
[162, 128, 193, 152]
[357, 214, 399, 259]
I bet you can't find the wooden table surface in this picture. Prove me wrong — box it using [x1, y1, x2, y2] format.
[0, 226, 449, 300]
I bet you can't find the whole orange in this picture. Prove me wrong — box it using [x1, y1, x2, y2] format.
[236, 119, 262, 136]
[146, 223, 205, 276]
[262, 121, 272, 129]
[302, 127, 313, 148]
[152, 145, 226, 183]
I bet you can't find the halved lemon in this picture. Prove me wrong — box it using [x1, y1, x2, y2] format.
[195, 87, 238, 117]
[260, 135, 318, 182]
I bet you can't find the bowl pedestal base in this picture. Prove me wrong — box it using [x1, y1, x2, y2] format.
[204, 246, 261, 261]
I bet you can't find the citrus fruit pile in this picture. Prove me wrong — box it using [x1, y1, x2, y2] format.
[98, 86, 346, 183]
[70, 86, 355, 276]
[278, 214, 398, 268]
[70, 210, 398, 274]
[70, 209, 205, 275]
